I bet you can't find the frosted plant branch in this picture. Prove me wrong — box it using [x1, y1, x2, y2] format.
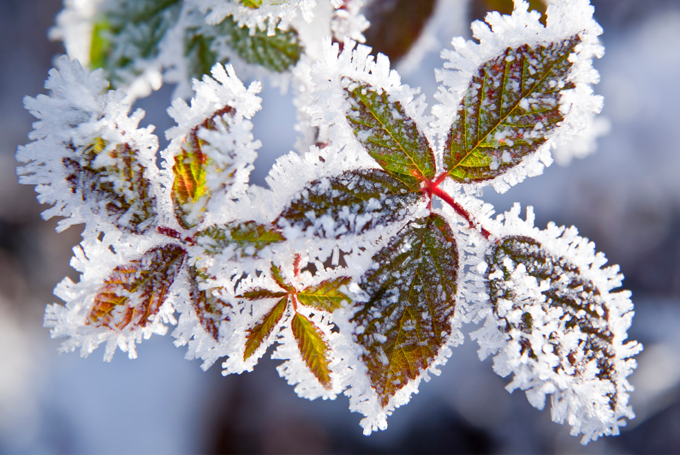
[18, 0, 640, 445]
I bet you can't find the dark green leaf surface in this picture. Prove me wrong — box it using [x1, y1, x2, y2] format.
[185, 26, 221, 82]
[488, 236, 618, 408]
[64, 139, 156, 234]
[292, 313, 332, 388]
[445, 36, 580, 182]
[347, 86, 435, 189]
[197, 221, 285, 256]
[278, 169, 423, 238]
[297, 277, 351, 312]
[89, 245, 186, 330]
[91, 0, 182, 86]
[353, 214, 458, 406]
[363, 0, 437, 64]
[212, 16, 301, 73]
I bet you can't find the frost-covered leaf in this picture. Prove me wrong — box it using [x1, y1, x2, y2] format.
[172, 106, 233, 228]
[65, 139, 157, 234]
[278, 169, 423, 239]
[354, 213, 458, 406]
[197, 221, 285, 256]
[362, 0, 437, 64]
[17, 57, 160, 233]
[291, 313, 332, 388]
[473, 205, 641, 443]
[184, 26, 221, 82]
[166, 63, 261, 227]
[188, 266, 230, 340]
[89, 245, 186, 330]
[210, 16, 301, 73]
[243, 296, 287, 360]
[271, 263, 295, 293]
[91, 0, 182, 88]
[297, 277, 351, 312]
[444, 36, 579, 182]
[346, 86, 435, 189]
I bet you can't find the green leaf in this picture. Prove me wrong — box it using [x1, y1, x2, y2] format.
[239, 0, 263, 7]
[89, 245, 186, 330]
[244, 296, 287, 360]
[172, 107, 234, 229]
[487, 235, 619, 408]
[212, 16, 301, 73]
[277, 169, 423, 238]
[90, 20, 112, 70]
[240, 288, 288, 300]
[197, 220, 286, 256]
[92, 0, 182, 86]
[444, 36, 580, 183]
[188, 266, 230, 341]
[291, 313, 332, 388]
[271, 263, 295, 293]
[353, 214, 458, 406]
[185, 26, 221, 82]
[64, 139, 156, 234]
[346, 86, 436, 190]
[363, 0, 437, 64]
[297, 277, 351, 312]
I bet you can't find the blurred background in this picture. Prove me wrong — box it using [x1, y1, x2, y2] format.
[1, 0, 680, 453]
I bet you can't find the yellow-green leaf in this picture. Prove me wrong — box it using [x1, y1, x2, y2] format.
[240, 288, 288, 300]
[271, 263, 295, 293]
[244, 297, 287, 360]
[197, 220, 286, 256]
[297, 277, 351, 312]
[291, 313, 332, 388]
[347, 86, 436, 190]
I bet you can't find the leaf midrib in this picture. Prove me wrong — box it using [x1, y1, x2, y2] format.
[356, 90, 431, 182]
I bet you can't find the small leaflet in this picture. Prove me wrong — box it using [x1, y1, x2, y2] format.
[197, 221, 285, 256]
[243, 296, 287, 360]
[291, 313, 333, 388]
[346, 85, 435, 190]
[297, 277, 351, 312]
[354, 213, 458, 406]
[172, 106, 233, 229]
[89, 245, 187, 330]
[278, 169, 423, 239]
[444, 36, 579, 182]
[188, 266, 230, 341]
[238, 262, 349, 388]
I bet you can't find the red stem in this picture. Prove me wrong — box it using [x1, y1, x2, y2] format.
[423, 177, 493, 240]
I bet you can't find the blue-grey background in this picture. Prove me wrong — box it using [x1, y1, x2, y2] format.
[1, 0, 680, 453]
